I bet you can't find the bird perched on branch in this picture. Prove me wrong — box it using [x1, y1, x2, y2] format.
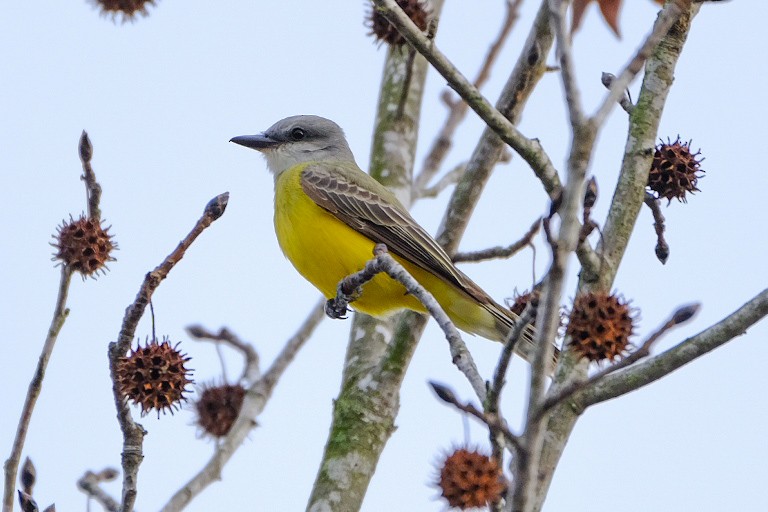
[232, 115, 550, 364]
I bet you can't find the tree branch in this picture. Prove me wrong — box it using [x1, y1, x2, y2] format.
[3, 267, 73, 512]
[160, 300, 324, 512]
[373, 0, 562, 195]
[453, 218, 540, 263]
[415, 0, 522, 192]
[581, 289, 768, 407]
[108, 192, 229, 512]
[549, 0, 585, 128]
[329, 244, 486, 400]
[591, 0, 687, 128]
[77, 469, 120, 512]
[534, 303, 699, 423]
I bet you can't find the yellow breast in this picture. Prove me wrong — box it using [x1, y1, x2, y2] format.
[273, 164, 426, 317]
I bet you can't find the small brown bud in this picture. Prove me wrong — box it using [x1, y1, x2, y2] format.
[79, 131, 93, 163]
[429, 381, 457, 405]
[20, 457, 36, 494]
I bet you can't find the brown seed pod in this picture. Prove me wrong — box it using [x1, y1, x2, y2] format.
[194, 383, 246, 438]
[90, 0, 156, 21]
[437, 448, 505, 510]
[648, 137, 704, 203]
[116, 338, 193, 417]
[508, 289, 540, 324]
[566, 292, 636, 362]
[53, 215, 116, 277]
[367, 0, 431, 47]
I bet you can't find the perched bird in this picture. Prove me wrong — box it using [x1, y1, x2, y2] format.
[232, 115, 545, 363]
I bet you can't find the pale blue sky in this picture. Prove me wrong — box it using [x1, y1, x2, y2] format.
[2, 1, 766, 511]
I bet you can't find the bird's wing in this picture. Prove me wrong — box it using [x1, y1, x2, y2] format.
[300, 163, 493, 304]
[301, 163, 555, 369]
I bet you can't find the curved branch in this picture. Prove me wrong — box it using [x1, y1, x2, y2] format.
[373, 0, 561, 195]
[160, 301, 324, 512]
[581, 288, 768, 407]
[109, 193, 229, 512]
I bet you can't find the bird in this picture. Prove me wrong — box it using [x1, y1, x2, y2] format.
[231, 115, 547, 364]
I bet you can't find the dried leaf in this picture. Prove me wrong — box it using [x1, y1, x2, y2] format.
[572, 0, 663, 38]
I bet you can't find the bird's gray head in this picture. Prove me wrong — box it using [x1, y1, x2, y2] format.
[230, 115, 356, 176]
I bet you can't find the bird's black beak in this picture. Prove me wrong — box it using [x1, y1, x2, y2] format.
[230, 133, 280, 151]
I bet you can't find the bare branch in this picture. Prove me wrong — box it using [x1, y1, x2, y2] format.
[108, 192, 229, 512]
[187, 326, 261, 383]
[643, 192, 669, 264]
[160, 300, 325, 512]
[601, 72, 634, 115]
[488, 303, 538, 418]
[534, 303, 700, 423]
[372, 0, 561, 194]
[416, 162, 465, 199]
[328, 244, 487, 400]
[3, 266, 72, 512]
[429, 382, 521, 453]
[79, 131, 102, 222]
[453, 218, 540, 263]
[77, 469, 120, 512]
[549, 0, 585, 127]
[582, 289, 768, 407]
[415, 0, 523, 191]
[591, 0, 686, 127]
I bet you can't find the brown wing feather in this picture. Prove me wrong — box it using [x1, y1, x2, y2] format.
[300, 163, 557, 368]
[301, 164, 495, 306]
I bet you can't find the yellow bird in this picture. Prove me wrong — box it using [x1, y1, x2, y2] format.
[232, 115, 541, 362]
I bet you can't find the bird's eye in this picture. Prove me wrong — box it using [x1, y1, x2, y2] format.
[291, 127, 306, 140]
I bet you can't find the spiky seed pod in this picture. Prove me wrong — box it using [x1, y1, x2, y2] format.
[53, 215, 115, 277]
[648, 137, 704, 203]
[116, 338, 193, 417]
[508, 290, 540, 324]
[566, 293, 635, 362]
[90, 0, 156, 21]
[367, 0, 430, 47]
[437, 448, 505, 510]
[194, 383, 246, 438]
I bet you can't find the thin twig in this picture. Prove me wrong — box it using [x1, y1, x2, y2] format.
[416, 162, 465, 199]
[187, 326, 261, 383]
[583, 289, 768, 407]
[533, 303, 700, 423]
[328, 244, 487, 400]
[79, 131, 102, 222]
[415, 0, 522, 192]
[108, 192, 229, 512]
[160, 300, 325, 512]
[515, 121, 598, 512]
[643, 192, 669, 264]
[429, 382, 521, 453]
[487, 304, 538, 416]
[77, 469, 120, 512]
[373, 0, 561, 194]
[453, 218, 541, 263]
[549, 0, 585, 127]
[3, 267, 73, 512]
[601, 72, 634, 115]
[591, 0, 686, 127]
